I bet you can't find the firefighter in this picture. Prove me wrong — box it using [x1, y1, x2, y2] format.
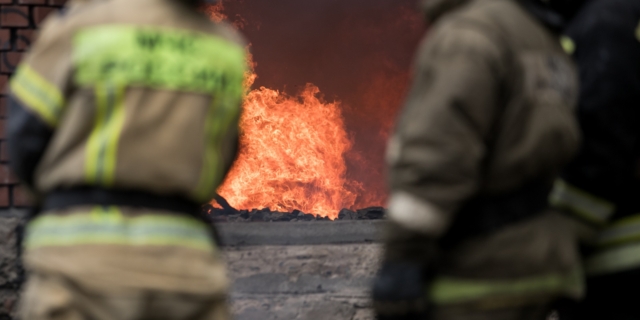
[550, 0, 640, 319]
[7, 0, 247, 318]
[373, 0, 588, 319]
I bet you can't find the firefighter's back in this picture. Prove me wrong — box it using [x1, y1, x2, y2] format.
[9, 1, 248, 319]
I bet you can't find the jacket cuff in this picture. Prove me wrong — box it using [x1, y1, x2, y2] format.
[387, 191, 451, 237]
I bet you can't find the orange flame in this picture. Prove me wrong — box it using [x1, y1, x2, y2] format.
[206, 4, 389, 218]
[217, 85, 362, 219]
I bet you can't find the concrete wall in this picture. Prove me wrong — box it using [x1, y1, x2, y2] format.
[226, 244, 381, 320]
[0, 210, 25, 320]
[0, 214, 383, 320]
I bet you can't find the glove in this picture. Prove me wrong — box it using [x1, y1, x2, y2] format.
[373, 261, 429, 320]
[372, 221, 437, 320]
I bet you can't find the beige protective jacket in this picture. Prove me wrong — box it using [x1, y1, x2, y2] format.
[386, 0, 584, 308]
[8, 0, 247, 303]
[11, 0, 247, 204]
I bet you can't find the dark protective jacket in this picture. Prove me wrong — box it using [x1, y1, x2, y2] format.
[551, 0, 640, 276]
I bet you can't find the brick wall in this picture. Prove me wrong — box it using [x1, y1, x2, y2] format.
[0, 2, 66, 318]
[0, 0, 68, 208]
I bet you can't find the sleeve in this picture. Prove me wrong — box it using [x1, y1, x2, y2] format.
[386, 23, 507, 236]
[7, 15, 74, 191]
[560, 5, 640, 206]
[6, 96, 54, 190]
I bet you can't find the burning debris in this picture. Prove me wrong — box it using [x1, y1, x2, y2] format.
[204, 204, 385, 223]
[205, 194, 384, 222]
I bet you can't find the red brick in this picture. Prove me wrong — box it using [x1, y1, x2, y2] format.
[12, 184, 32, 207]
[0, 97, 6, 118]
[0, 74, 7, 91]
[0, 164, 18, 184]
[0, 6, 30, 27]
[0, 186, 9, 207]
[48, 0, 67, 6]
[0, 0, 14, 5]
[0, 141, 7, 162]
[33, 6, 56, 27]
[18, 0, 45, 4]
[0, 51, 22, 74]
[0, 28, 10, 51]
[15, 28, 34, 50]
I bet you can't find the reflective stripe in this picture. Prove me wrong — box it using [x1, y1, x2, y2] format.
[560, 36, 576, 55]
[73, 25, 246, 96]
[548, 179, 615, 225]
[429, 268, 584, 305]
[586, 242, 640, 276]
[387, 191, 449, 236]
[85, 83, 126, 186]
[595, 214, 640, 248]
[25, 206, 213, 252]
[10, 65, 65, 127]
[194, 94, 239, 200]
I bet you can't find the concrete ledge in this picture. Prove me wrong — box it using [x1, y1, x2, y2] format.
[217, 220, 386, 246]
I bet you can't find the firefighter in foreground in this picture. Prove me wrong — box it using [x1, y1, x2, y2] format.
[551, 0, 640, 319]
[7, 0, 247, 318]
[373, 0, 588, 319]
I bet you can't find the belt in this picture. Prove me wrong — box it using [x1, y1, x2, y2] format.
[40, 187, 222, 245]
[440, 179, 552, 247]
[42, 187, 201, 216]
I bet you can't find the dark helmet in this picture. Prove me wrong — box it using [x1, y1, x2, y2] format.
[521, 0, 589, 32]
[539, 0, 589, 20]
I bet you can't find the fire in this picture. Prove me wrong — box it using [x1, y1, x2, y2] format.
[204, 1, 422, 218]
[217, 85, 362, 219]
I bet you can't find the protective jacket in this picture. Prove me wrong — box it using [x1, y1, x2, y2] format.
[551, 0, 640, 276]
[7, 0, 247, 312]
[550, 1, 640, 319]
[379, 0, 583, 313]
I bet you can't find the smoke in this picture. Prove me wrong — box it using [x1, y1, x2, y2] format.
[218, 0, 425, 208]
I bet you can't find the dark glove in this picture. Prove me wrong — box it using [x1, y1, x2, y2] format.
[373, 261, 429, 320]
[373, 221, 437, 320]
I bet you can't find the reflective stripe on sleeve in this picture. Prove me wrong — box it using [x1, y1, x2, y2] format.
[548, 179, 615, 225]
[586, 242, 640, 276]
[84, 83, 127, 186]
[387, 191, 450, 236]
[25, 206, 214, 252]
[595, 214, 640, 248]
[429, 268, 584, 305]
[10, 65, 65, 127]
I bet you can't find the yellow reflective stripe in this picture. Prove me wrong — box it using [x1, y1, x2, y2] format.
[25, 206, 213, 252]
[586, 242, 640, 276]
[560, 36, 576, 55]
[10, 65, 65, 127]
[549, 179, 615, 225]
[596, 214, 640, 248]
[85, 83, 127, 186]
[429, 268, 584, 305]
[194, 94, 240, 201]
[73, 25, 246, 96]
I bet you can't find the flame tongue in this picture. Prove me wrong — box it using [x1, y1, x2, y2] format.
[217, 84, 361, 219]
